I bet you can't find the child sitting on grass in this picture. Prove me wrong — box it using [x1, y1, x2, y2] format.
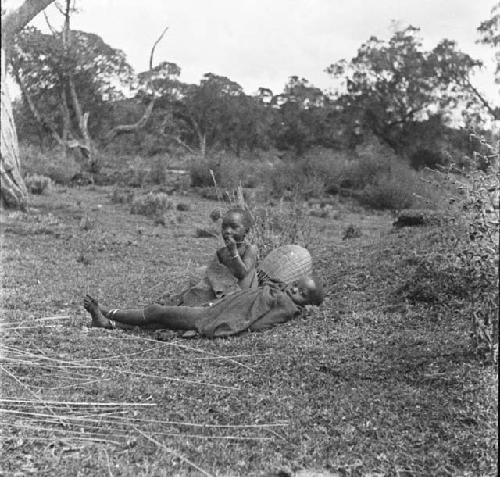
[84, 274, 323, 338]
[169, 207, 258, 306]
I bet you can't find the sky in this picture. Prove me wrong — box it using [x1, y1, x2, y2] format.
[3, 0, 499, 104]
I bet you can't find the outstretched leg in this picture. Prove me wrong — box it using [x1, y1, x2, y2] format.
[83, 295, 114, 329]
[83, 295, 204, 331]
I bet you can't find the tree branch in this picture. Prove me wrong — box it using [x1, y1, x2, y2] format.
[386, 106, 425, 127]
[13, 67, 65, 146]
[2, 0, 56, 45]
[42, 9, 58, 35]
[104, 99, 155, 143]
[149, 25, 169, 70]
[463, 77, 500, 120]
[164, 134, 196, 154]
[104, 25, 168, 143]
[14, 67, 90, 155]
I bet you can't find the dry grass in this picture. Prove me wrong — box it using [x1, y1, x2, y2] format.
[0, 184, 497, 476]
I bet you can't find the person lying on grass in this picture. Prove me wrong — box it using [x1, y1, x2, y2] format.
[166, 207, 258, 306]
[83, 274, 324, 338]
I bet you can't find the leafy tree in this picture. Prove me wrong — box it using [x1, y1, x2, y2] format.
[477, 1, 500, 80]
[474, 2, 500, 119]
[11, 1, 169, 170]
[283, 76, 325, 108]
[172, 73, 246, 156]
[270, 76, 338, 154]
[129, 61, 187, 155]
[326, 26, 483, 151]
[137, 61, 181, 98]
[12, 26, 135, 141]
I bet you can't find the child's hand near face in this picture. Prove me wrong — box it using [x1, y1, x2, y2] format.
[224, 236, 239, 255]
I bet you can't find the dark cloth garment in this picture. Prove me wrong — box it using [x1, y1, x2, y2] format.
[195, 284, 301, 338]
[177, 248, 258, 306]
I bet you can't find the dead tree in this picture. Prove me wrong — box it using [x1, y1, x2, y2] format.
[13, 1, 168, 173]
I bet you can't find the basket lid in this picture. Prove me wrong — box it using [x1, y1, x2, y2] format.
[258, 245, 313, 285]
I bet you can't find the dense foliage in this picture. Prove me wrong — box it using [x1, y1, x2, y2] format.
[11, 26, 134, 140]
[12, 18, 496, 164]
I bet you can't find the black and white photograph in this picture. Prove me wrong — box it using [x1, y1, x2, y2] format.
[1, 1, 498, 475]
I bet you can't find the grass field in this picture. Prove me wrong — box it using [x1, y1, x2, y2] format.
[1, 184, 497, 477]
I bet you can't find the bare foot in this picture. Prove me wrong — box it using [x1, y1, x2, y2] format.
[83, 295, 114, 329]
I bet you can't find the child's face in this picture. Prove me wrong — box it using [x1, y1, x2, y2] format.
[287, 277, 319, 306]
[221, 211, 247, 245]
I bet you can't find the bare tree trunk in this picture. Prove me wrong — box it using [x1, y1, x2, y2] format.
[1, 0, 56, 210]
[200, 134, 206, 158]
[189, 116, 206, 157]
[1, 51, 28, 210]
[13, 67, 65, 147]
[60, 82, 71, 159]
[1, 0, 56, 46]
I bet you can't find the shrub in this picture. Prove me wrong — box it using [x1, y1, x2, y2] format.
[20, 144, 80, 185]
[264, 161, 301, 198]
[342, 224, 362, 240]
[190, 153, 270, 190]
[360, 173, 415, 210]
[110, 188, 134, 204]
[263, 141, 412, 202]
[25, 174, 53, 195]
[410, 148, 445, 170]
[189, 157, 218, 187]
[130, 192, 172, 217]
[126, 156, 149, 187]
[341, 137, 399, 189]
[399, 135, 499, 362]
[148, 157, 168, 185]
[299, 148, 351, 194]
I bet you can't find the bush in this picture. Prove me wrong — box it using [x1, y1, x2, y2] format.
[110, 188, 134, 204]
[263, 141, 413, 202]
[190, 152, 270, 190]
[189, 157, 219, 188]
[20, 144, 80, 185]
[299, 148, 352, 194]
[399, 138, 499, 362]
[342, 224, 362, 240]
[130, 192, 172, 217]
[264, 161, 301, 198]
[360, 173, 416, 210]
[148, 157, 168, 185]
[25, 174, 53, 195]
[410, 148, 445, 170]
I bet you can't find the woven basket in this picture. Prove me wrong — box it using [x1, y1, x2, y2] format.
[257, 245, 313, 285]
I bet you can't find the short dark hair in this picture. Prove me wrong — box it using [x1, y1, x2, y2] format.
[224, 207, 254, 230]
